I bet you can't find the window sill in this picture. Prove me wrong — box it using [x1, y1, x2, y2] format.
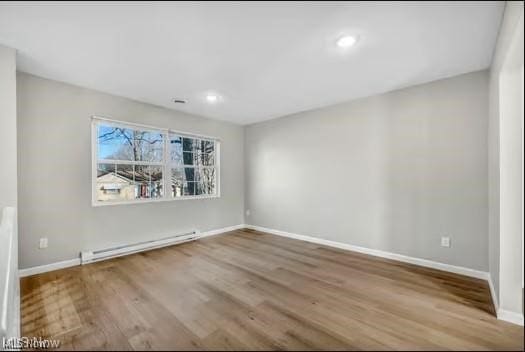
[92, 194, 220, 207]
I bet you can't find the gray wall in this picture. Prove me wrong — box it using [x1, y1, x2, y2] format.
[245, 70, 489, 271]
[17, 73, 244, 269]
[17, 68, 493, 273]
[0, 45, 17, 210]
[488, 1, 524, 308]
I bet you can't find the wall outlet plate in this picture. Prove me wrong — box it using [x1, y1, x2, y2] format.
[441, 236, 451, 248]
[39, 237, 48, 249]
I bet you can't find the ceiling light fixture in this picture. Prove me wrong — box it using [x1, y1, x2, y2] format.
[206, 94, 219, 103]
[336, 35, 358, 48]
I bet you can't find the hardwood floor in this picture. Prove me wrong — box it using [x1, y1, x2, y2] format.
[21, 229, 523, 350]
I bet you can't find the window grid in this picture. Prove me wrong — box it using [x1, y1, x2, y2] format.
[92, 117, 219, 206]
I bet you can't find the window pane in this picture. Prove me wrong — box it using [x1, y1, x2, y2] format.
[170, 135, 183, 165]
[169, 168, 216, 197]
[97, 125, 134, 160]
[171, 167, 198, 185]
[134, 165, 151, 183]
[202, 140, 214, 154]
[183, 167, 196, 182]
[182, 137, 198, 152]
[135, 165, 163, 199]
[194, 141, 214, 166]
[197, 152, 215, 166]
[97, 163, 115, 177]
[196, 181, 215, 196]
[98, 125, 164, 162]
[195, 167, 215, 183]
[150, 166, 163, 183]
[195, 168, 216, 195]
[134, 130, 164, 162]
[183, 182, 196, 196]
[97, 163, 135, 202]
[183, 151, 195, 165]
[171, 168, 184, 197]
[116, 164, 134, 182]
[177, 138, 215, 166]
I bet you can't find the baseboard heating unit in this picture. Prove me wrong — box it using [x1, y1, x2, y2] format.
[80, 231, 199, 264]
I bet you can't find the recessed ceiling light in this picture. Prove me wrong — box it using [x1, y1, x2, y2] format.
[206, 94, 219, 103]
[336, 35, 358, 48]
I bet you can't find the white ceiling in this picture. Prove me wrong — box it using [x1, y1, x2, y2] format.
[0, 1, 504, 124]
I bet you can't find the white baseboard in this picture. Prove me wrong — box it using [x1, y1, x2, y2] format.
[200, 224, 246, 238]
[497, 309, 524, 326]
[488, 276, 524, 326]
[244, 224, 489, 280]
[487, 274, 499, 311]
[19, 224, 245, 277]
[18, 258, 81, 278]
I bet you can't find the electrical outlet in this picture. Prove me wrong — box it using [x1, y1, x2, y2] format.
[39, 237, 48, 249]
[441, 236, 451, 248]
[246, 209, 251, 216]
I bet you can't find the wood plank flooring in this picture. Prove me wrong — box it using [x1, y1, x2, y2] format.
[21, 229, 524, 350]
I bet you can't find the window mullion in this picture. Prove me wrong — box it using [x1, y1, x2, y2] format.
[163, 130, 169, 199]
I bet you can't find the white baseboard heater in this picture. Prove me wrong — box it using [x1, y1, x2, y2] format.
[80, 231, 200, 264]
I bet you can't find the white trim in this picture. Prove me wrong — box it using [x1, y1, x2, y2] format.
[215, 141, 221, 198]
[18, 258, 81, 278]
[92, 194, 220, 207]
[488, 274, 499, 312]
[92, 115, 221, 141]
[244, 224, 489, 280]
[18, 224, 245, 277]
[98, 159, 164, 166]
[91, 120, 98, 205]
[497, 309, 524, 326]
[0, 207, 19, 339]
[200, 224, 246, 238]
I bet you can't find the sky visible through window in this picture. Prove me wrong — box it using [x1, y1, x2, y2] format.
[97, 125, 163, 161]
[98, 125, 128, 159]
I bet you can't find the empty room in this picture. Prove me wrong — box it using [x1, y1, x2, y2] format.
[0, 1, 524, 351]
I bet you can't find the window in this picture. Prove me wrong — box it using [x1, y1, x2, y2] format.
[92, 117, 219, 205]
[169, 134, 217, 197]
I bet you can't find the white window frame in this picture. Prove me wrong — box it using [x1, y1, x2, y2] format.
[91, 116, 221, 206]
